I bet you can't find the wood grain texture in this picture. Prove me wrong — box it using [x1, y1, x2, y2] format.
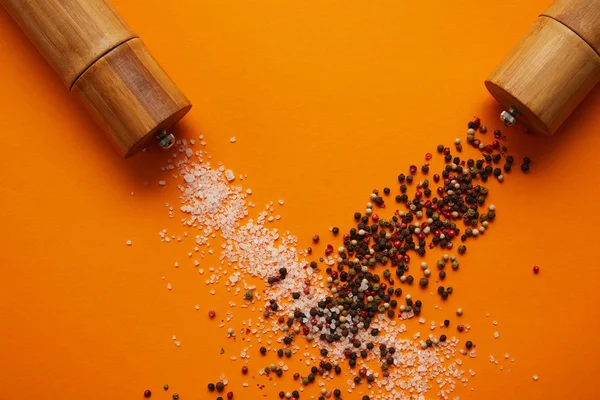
[486, 17, 600, 135]
[543, 0, 600, 54]
[0, 0, 136, 88]
[72, 38, 192, 157]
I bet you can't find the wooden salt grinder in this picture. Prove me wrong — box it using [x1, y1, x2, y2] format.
[486, 0, 600, 135]
[0, 0, 192, 157]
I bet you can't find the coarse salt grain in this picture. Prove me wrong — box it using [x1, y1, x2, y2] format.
[125, 240, 132, 246]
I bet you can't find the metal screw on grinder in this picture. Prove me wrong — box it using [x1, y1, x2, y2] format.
[156, 130, 176, 149]
[500, 106, 521, 127]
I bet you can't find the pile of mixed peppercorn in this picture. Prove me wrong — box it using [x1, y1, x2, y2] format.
[197, 118, 531, 400]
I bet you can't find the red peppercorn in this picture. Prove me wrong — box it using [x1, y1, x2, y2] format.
[227, 392, 234, 399]
[208, 310, 216, 318]
[425, 152, 433, 161]
[457, 325, 464, 332]
[484, 145, 493, 153]
[494, 130, 502, 139]
[492, 141, 500, 149]
[433, 174, 440, 183]
[409, 165, 417, 174]
[372, 214, 379, 222]
[473, 139, 480, 146]
[144, 390, 152, 398]
[533, 265, 540, 274]
[415, 191, 422, 198]
[312, 234, 319, 243]
[325, 244, 334, 256]
[242, 366, 248, 374]
[443, 147, 451, 155]
[472, 117, 481, 129]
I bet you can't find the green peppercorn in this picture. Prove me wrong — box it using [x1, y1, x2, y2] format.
[451, 260, 459, 270]
[164, 385, 169, 391]
[172, 394, 179, 400]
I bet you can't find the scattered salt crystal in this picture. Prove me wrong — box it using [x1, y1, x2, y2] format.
[533, 375, 539, 381]
[167, 283, 172, 290]
[230, 137, 236, 143]
[184, 173, 195, 183]
[246, 189, 252, 195]
[172, 335, 176, 340]
[175, 342, 181, 347]
[125, 240, 132, 246]
[494, 332, 499, 339]
[185, 148, 193, 157]
[278, 200, 284, 205]
[158, 180, 167, 186]
[225, 169, 235, 182]
[195, 305, 200, 310]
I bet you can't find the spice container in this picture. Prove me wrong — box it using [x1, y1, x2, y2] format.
[0, 0, 191, 157]
[486, 0, 600, 135]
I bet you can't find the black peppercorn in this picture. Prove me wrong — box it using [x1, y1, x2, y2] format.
[208, 383, 215, 391]
[332, 227, 339, 235]
[260, 346, 267, 355]
[521, 163, 530, 172]
[466, 341, 473, 349]
[440, 334, 447, 342]
[216, 382, 225, 392]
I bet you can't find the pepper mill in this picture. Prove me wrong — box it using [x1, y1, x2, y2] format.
[486, 0, 600, 135]
[0, 0, 192, 157]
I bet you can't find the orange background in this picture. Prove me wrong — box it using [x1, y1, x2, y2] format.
[1, 0, 599, 399]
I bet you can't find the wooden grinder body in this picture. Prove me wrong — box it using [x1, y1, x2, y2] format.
[486, 0, 600, 135]
[0, 0, 191, 156]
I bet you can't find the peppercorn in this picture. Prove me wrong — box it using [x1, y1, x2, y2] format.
[354, 376, 361, 384]
[466, 341, 473, 349]
[458, 245, 466, 254]
[208, 383, 216, 391]
[426, 339, 433, 347]
[227, 392, 234, 400]
[260, 346, 267, 355]
[440, 334, 447, 342]
[332, 227, 339, 235]
[334, 389, 342, 397]
[164, 385, 169, 391]
[172, 394, 179, 400]
[334, 365, 342, 374]
[521, 163, 530, 172]
[437, 144, 444, 153]
[439, 271, 446, 279]
[444, 319, 450, 327]
[292, 390, 300, 398]
[279, 392, 285, 398]
[419, 277, 428, 287]
[144, 390, 152, 398]
[383, 187, 390, 195]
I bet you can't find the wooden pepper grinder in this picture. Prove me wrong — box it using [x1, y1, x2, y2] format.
[486, 0, 600, 135]
[0, 0, 192, 157]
